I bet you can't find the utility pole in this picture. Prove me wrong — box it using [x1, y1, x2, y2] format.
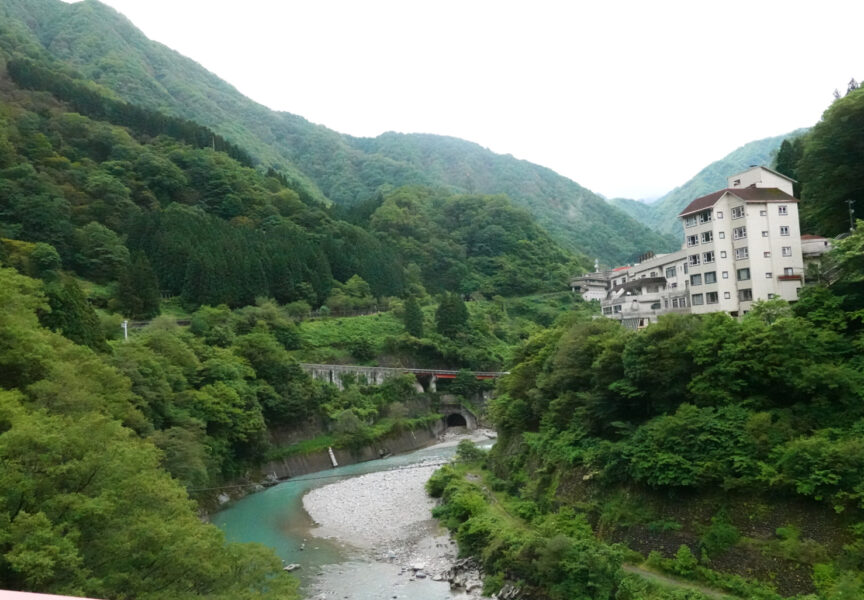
[122, 319, 128, 341]
[848, 199, 856, 232]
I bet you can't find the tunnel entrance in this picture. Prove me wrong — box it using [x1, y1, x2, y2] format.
[445, 413, 468, 427]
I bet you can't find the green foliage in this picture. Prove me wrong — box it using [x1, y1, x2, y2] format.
[436, 292, 469, 338]
[116, 251, 160, 319]
[431, 466, 623, 600]
[797, 88, 864, 235]
[39, 275, 108, 351]
[403, 295, 424, 337]
[369, 187, 585, 296]
[455, 439, 487, 463]
[481, 279, 864, 596]
[699, 513, 740, 559]
[0, 265, 297, 599]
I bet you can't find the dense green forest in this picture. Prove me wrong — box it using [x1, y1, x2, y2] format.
[430, 226, 864, 599]
[0, 265, 302, 599]
[0, 0, 677, 265]
[0, 59, 579, 323]
[773, 85, 864, 237]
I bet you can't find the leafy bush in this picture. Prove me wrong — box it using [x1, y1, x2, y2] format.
[456, 439, 486, 463]
[700, 513, 740, 559]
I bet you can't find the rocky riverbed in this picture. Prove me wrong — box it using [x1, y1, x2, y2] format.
[302, 429, 496, 599]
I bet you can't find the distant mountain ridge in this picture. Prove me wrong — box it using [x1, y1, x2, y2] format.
[0, 0, 677, 265]
[610, 130, 808, 238]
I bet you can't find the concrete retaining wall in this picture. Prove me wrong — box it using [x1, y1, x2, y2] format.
[260, 421, 446, 480]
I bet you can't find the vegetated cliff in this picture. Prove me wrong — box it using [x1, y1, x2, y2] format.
[430, 234, 864, 599]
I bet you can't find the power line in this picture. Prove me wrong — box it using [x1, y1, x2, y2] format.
[189, 460, 451, 493]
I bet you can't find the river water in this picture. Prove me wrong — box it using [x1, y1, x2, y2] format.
[212, 433, 493, 599]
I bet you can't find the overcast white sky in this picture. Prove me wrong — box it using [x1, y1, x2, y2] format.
[77, 0, 862, 200]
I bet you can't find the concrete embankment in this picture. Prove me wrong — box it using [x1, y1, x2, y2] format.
[260, 421, 446, 481]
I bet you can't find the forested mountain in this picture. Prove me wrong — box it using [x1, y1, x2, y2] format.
[0, 75, 579, 320]
[0, 0, 675, 265]
[611, 130, 807, 237]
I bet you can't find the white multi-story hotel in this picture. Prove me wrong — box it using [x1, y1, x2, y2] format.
[572, 166, 807, 328]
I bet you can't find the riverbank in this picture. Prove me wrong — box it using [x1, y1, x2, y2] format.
[302, 429, 496, 599]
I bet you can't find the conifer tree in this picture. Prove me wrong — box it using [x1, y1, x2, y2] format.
[403, 296, 424, 337]
[40, 275, 107, 351]
[435, 292, 468, 338]
[117, 252, 160, 319]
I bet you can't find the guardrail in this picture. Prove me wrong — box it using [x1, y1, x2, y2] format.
[299, 363, 509, 378]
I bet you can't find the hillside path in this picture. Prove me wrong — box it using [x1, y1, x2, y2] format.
[621, 564, 736, 599]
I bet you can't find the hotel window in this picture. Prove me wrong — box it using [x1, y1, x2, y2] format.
[731, 206, 745, 219]
[603, 307, 612, 315]
[688, 254, 700, 266]
[685, 215, 698, 227]
[716, 211, 724, 219]
[735, 247, 749, 260]
[718, 231, 725, 239]
[665, 266, 676, 278]
[738, 288, 753, 301]
[737, 268, 750, 281]
[760, 209, 767, 216]
[701, 231, 713, 243]
[724, 291, 731, 299]
[722, 271, 729, 279]
[768, 293, 775, 299]
[699, 210, 712, 224]
[784, 267, 794, 275]
[766, 272, 773, 278]
[720, 250, 727, 258]
[778, 205, 788, 215]
[687, 234, 699, 247]
[706, 292, 719, 304]
[702, 251, 715, 264]
[704, 271, 717, 284]
[781, 246, 792, 257]
[761, 231, 769, 237]
[733, 226, 747, 239]
[690, 274, 702, 286]
[692, 293, 704, 305]
[680, 297, 687, 307]
[613, 305, 622, 313]
[780, 225, 790, 236]
[764, 251, 771, 258]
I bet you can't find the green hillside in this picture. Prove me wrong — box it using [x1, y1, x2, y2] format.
[611, 130, 808, 238]
[351, 133, 679, 263]
[0, 0, 676, 265]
